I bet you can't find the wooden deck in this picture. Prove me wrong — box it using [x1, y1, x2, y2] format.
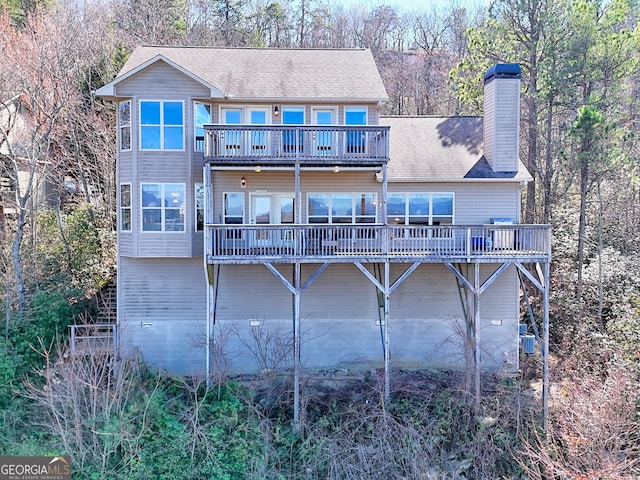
[206, 224, 551, 264]
[203, 124, 390, 166]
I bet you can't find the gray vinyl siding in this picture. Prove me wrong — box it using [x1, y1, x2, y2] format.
[388, 181, 522, 224]
[118, 257, 207, 375]
[211, 170, 382, 223]
[483, 78, 520, 172]
[212, 262, 519, 373]
[210, 172, 522, 225]
[115, 62, 210, 98]
[115, 84, 206, 258]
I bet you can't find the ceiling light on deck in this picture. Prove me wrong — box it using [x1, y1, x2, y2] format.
[333, 165, 340, 173]
[255, 165, 261, 173]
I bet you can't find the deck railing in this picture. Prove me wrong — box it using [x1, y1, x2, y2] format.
[204, 124, 390, 164]
[206, 224, 551, 262]
[69, 323, 118, 355]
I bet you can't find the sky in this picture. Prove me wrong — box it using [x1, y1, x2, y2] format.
[330, 0, 490, 13]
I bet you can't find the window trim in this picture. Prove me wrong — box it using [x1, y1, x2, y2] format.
[307, 192, 378, 224]
[119, 100, 131, 151]
[223, 192, 245, 225]
[195, 183, 204, 232]
[139, 100, 185, 151]
[194, 102, 211, 152]
[386, 192, 455, 226]
[119, 183, 132, 232]
[140, 182, 186, 233]
[344, 106, 368, 155]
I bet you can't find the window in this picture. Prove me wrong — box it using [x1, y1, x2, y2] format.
[387, 193, 454, 226]
[282, 107, 304, 154]
[119, 101, 131, 151]
[120, 183, 131, 231]
[141, 183, 185, 232]
[195, 183, 204, 231]
[307, 193, 377, 224]
[313, 107, 336, 156]
[140, 101, 184, 150]
[194, 103, 211, 151]
[224, 193, 245, 224]
[220, 106, 270, 155]
[345, 107, 367, 154]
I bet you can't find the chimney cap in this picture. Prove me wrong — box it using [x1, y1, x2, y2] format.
[484, 63, 521, 84]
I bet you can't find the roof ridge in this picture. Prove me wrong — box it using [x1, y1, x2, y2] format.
[138, 45, 370, 52]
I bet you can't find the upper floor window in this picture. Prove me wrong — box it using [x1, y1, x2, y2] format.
[194, 103, 211, 152]
[141, 183, 185, 232]
[120, 183, 132, 231]
[119, 101, 131, 151]
[387, 193, 454, 226]
[308, 193, 377, 224]
[344, 107, 367, 154]
[140, 101, 184, 150]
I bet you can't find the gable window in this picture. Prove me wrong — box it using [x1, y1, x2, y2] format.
[194, 103, 211, 151]
[387, 193, 454, 226]
[195, 183, 204, 231]
[119, 101, 131, 151]
[308, 193, 377, 224]
[344, 107, 367, 154]
[140, 101, 184, 150]
[141, 183, 185, 232]
[120, 183, 132, 231]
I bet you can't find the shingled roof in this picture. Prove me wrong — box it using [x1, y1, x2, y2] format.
[381, 116, 532, 182]
[102, 46, 388, 102]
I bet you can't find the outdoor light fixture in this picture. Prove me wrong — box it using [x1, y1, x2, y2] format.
[255, 165, 261, 173]
[273, 105, 280, 117]
[241, 176, 247, 188]
[333, 165, 340, 173]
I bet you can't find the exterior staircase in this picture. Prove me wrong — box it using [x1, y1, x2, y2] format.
[69, 280, 118, 356]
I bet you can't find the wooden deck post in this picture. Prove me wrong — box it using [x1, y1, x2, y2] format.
[293, 261, 302, 433]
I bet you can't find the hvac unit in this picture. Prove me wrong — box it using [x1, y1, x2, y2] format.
[491, 217, 514, 249]
[520, 334, 536, 355]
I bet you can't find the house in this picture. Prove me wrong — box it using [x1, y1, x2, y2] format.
[95, 48, 551, 409]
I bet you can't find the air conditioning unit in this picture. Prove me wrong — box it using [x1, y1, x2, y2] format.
[520, 334, 535, 355]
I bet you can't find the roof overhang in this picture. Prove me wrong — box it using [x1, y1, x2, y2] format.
[94, 54, 226, 100]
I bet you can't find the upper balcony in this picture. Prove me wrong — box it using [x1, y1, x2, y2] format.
[203, 124, 390, 167]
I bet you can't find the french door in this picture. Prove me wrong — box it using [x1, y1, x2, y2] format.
[250, 193, 295, 247]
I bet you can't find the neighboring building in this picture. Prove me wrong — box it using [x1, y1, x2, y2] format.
[96, 48, 551, 387]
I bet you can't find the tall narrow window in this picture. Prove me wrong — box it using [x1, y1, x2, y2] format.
[195, 183, 204, 231]
[194, 103, 211, 151]
[224, 193, 245, 224]
[345, 107, 367, 154]
[282, 107, 304, 154]
[119, 101, 131, 151]
[120, 183, 132, 231]
[141, 183, 185, 232]
[140, 101, 184, 150]
[313, 108, 336, 156]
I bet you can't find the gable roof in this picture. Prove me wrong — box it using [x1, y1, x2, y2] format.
[96, 46, 389, 102]
[381, 116, 532, 182]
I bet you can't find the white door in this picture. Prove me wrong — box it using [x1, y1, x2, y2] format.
[250, 194, 295, 247]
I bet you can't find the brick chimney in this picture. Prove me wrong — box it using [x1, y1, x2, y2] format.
[483, 63, 521, 172]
